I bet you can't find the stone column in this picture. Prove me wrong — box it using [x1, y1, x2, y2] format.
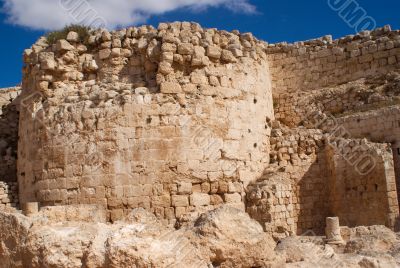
[325, 217, 344, 244]
[22, 202, 39, 216]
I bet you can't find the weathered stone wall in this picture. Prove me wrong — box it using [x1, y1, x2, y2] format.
[327, 140, 398, 229]
[18, 22, 274, 222]
[247, 125, 331, 235]
[334, 106, 400, 143]
[0, 181, 19, 210]
[247, 172, 296, 238]
[269, 26, 400, 127]
[13, 22, 400, 231]
[247, 122, 399, 235]
[268, 26, 400, 95]
[262, 25, 400, 233]
[273, 69, 400, 127]
[0, 87, 20, 184]
[332, 107, 400, 209]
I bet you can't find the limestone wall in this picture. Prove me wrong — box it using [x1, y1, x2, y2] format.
[14, 22, 400, 230]
[268, 26, 400, 95]
[0, 87, 20, 183]
[334, 106, 400, 143]
[247, 122, 399, 235]
[273, 69, 400, 127]
[0, 181, 19, 210]
[269, 26, 400, 127]
[18, 22, 274, 222]
[327, 140, 398, 229]
[247, 125, 331, 235]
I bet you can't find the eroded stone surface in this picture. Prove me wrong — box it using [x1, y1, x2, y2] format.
[0, 206, 281, 268]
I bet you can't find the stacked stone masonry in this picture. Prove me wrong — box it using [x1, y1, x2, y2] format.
[247, 123, 398, 235]
[268, 25, 400, 96]
[0, 181, 19, 210]
[326, 139, 398, 229]
[273, 70, 400, 127]
[1, 22, 398, 234]
[0, 87, 20, 183]
[18, 22, 273, 223]
[334, 106, 400, 143]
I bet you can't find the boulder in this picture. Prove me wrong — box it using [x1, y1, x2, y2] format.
[0, 212, 31, 268]
[56, 40, 74, 51]
[191, 205, 282, 267]
[66, 31, 79, 42]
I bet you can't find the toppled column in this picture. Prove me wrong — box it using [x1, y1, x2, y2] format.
[325, 217, 344, 244]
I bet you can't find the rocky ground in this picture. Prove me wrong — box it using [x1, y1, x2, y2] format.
[0, 205, 399, 268]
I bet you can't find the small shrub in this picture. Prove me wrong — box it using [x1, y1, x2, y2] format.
[46, 24, 92, 45]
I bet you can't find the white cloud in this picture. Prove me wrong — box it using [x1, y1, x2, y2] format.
[2, 0, 256, 30]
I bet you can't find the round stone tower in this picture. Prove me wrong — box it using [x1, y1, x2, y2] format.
[18, 22, 274, 221]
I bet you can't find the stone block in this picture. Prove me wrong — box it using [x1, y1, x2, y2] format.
[152, 184, 163, 195]
[67, 31, 79, 42]
[154, 207, 164, 218]
[159, 61, 173, 75]
[228, 182, 243, 193]
[112, 186, 124, 198]
[173, 54, 184, 64]
[210, 182, 219, 194]
[210, 194, 224, 205]
[194, 46, 205, 57]
[208, 172, 222, 182]
[95, 186, 106, 198]
[152, 194, 171, 207]
[111, 48, 121, 57]
[178, 43, 194, 55]
[160, 82, 183, 94]
[218, 181, 229, 193]
[56, 40, 74, 51]
[142, 184, 153, 196]
[165, 207, 175, 219]
[161, 52, 174, 63]
[201, 182, 211, 193]
[99, 48, 111, 60]
[162, 43, 177, 52]
[101, 30, 112, 41]
[110, 209, 124, 222]
[128, 196, 151, 209]
[359, 54, 373, 63]
[124, 185, 142, 197]
[190, 73, 208, 84]
[190, 193, 210, 206]
[175, 207, 186, 218]
[108, 198, 123, 208]
[182, 84, 197, 93]
[177, 182, 192, 194]
[171, 195, 189, 207]
[221, 50, 237, 62]
[41, 58, 56, 70]
[224, 193, 242, 203]
[207, 46, 222, 59]
[112, 38, 121, 48]
[192, 184, 202, 193]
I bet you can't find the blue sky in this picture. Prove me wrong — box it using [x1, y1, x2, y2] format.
[0, 0, 399, 88]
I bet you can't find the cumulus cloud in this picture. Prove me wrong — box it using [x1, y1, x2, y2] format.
[2, 0, 256, 30]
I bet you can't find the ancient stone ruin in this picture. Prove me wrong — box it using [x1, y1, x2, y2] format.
[1, 22, 400, 267]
